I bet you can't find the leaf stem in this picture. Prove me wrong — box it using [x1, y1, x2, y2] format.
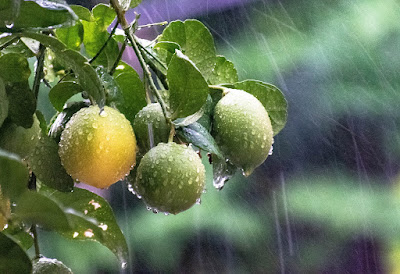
[109, 39, 127, 75]
[89, 22, 119, 64]
[32, 225, 41, 259]
[33, 44, 46, 99]
[137, 21, 168, 29]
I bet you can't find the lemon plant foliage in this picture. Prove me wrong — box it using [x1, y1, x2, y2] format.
[0, 0, 287, 272]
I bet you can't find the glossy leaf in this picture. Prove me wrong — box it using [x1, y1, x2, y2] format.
[43, 187, 129, 267]
[5, 81, 36, 128]
[177, 122, 223, 159]
[14, 191, 71, 231]
[3, 223, 34, 251]
[0, 53, 31, 83]
[70, 5, 92, 21]
[49, 81, 83, 112]
[20, 32, 105, 107]
[234, 80, 288, 135]
[0, 232, 32, 274]
[0, 0, 21, 26]
[55, 22, 84, 51]
[209, 56, 239, 85]
[92, 4, 116, 30]
[114, 69, 147, 124]
[0, 0, 77, 31]
[35, 110, 47, 135]
[28, 134, 74, 192]
[159, 19, 216, 79]
[48, 101, 89, 142]
[167, 50, 209, 119]
[153, 41, 181, 66]
[0, 78, 8, 128]
[0, 149, 29, 201]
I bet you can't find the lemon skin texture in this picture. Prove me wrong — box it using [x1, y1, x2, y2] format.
[133, 103, 169, 154]
[134, 142, 205, 214]
[213, 89, 273, 176]
[59, 105, 136, 188]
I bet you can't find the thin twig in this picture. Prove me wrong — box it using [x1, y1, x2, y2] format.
[33, 44, 46, 99]
[109, 39, 127, 75]
[89, 22, 119, 64]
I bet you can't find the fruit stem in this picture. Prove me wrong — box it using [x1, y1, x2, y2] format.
[32, 224, 41, 259]
[209, 85, 229, 95]
[168, 126, 175, 142]
[32, 44, 46, 99]
[89, 22, 119, 64]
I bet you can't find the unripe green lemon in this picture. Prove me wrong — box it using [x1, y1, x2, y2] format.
[59, 105, 136, 189]
[213, 89, 273, 176]
[32, 257, 72, 274]
[134, 142, 205, 214]
[0, 115, 40, 159]
[133, 103, 169, 154]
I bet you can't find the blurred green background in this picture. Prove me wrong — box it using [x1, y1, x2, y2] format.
[37, 0, 400, 273]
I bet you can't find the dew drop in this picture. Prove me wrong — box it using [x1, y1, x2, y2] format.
[195, 198, 201, 205]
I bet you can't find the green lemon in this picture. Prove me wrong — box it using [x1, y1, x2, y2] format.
[213, 89, 273, 176]
[32, 257, 72, 274]
[134, 142, 205, 214]
[59, 105, 137, 189]
[133, 103, 169, 154]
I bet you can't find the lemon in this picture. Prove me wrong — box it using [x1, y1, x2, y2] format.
[32, 257, 72, 274]
[133, 103, 169, 154]
[59, 105, 136, 188]
[134, 142, 205, 214]
[213, 89, 273, 176]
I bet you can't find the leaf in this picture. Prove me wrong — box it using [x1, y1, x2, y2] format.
[114, 70, 147, 124]
[209, 56, 239, 85]
[159, 20, 216, 79]
[0, 53, 31, 83]
[167, 50, 209, 119]
[233, 80, 288, 135]
[81, 21, 119, 70]
[1, 0, 77, 31]
[177, 122, 223, 159]
[48, 101, 89, 142]
[153, 41, 181, 65]
[55, 22, 84, 51]
[20, 32, 105, 107]
[0, 149, 29, 202]
[35, 110, 48, 135]
[0, 232, 32, 274]
[118, 0, 131, 11]
[212, 156, 237, 190]
[14, 191, 71, 231]
[0, 78, 8, 128]
[70, 5, 92, 21]
[92, 4, 116, 31]
[28, 134, 74, 192]
[130, 0, 142, 8]
[173, 106, 205, 127]
[42, 187, 129, 267]
[49, 81, 83, 112]
[5, 81, 36, 128]
[3, 223, 34, 250]
[0, 0, 22, 26]
[196, 95, 214, 131]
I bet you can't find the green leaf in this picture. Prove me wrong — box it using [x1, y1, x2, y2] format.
[5, 81, 36, 128]
[28, 134, 74, 192]
[42, 187, 129, 267]
[70, 5, 92, 21]
[81, 21, 119, 70]
[233, 80, 288, 135]
[55, 22, 84, 51]
[3, 223, 34, 251]
[1, 0, 77, 31]
[177, 122, 223, 159]
[159, 19, 216, 79]
[35, 110, 48, 136]
[209, 56, 239, 85]
[0, 78, 8, 128]
[0, 0, 22, 26]
[0, 53, 31, 83]
[49, 81, 83, 112]
[196, 95, 214, 131]
[14, 190, 71, 231]
[212, 156, 237, 190]
[153, 41, 181, 65]
[167, 50, 209, 119]
[48, 101, 89, 142]
[129, 0, 142, 8]
[114, 70, 147, 124]
[92, 4, 116, 31]
[20, 32, 105, 107]
[0, 232, 32, 274]
[0, 149, 29, 201]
